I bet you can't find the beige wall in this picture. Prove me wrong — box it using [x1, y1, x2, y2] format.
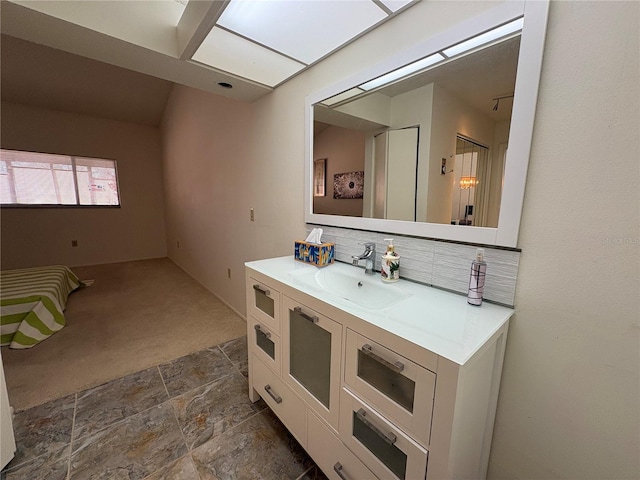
[161, 85, 259, 315]
[428, 83, 499, 225]
[162, 1, 638, 478]
[313, 125, 365, 217]
[489, 1, 639, 478]
[0, 102, 167, 269]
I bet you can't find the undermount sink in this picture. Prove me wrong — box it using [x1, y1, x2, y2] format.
[290, 264, 411, 309]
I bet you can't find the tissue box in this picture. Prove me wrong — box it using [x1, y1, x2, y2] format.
[294, 241, 335, 267]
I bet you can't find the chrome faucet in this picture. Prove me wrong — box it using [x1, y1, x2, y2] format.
[352, 242, 376, 274]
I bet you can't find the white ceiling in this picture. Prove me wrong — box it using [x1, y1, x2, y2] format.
[0, 0, 416, 98]
[1, 34, 174, 126]
[0, 0, 417, 126]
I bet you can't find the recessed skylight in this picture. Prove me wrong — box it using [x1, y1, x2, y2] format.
[216, 0, 388, 64]
[192, 27, 306, 87]
[378, 0, 415, 13]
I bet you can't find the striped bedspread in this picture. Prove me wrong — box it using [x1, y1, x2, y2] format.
[1, 265, 80, 349]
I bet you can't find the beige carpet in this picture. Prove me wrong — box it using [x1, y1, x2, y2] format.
[1, 258, 247, 411]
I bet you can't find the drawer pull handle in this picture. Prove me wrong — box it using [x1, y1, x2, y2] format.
[264, 384, 282, 404]
[333, 462, 348, 480]
[361, 344, 405, 373]
[254, 324, 271, 339]
[293, 306, 319, 323]
[253, 284, 270, 296]
[356, 408, 397, 445]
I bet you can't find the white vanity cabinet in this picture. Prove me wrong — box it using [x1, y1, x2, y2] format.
[246, 257, 513, 480]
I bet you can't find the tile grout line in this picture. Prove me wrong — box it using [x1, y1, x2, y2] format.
[155, 363, 194, 471]
[217, 344, 243, 378]
[157, 365, 171, 401]
[66, 393, 78, 480]
[152, 356, 213, 480]
[218, 340, 253, 382]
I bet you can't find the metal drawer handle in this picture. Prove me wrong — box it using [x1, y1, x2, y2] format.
[361, 344, 405, 373]
[333, 462, 348, 480]
[254, 324, 271, 339]
[356, 408, 397, 445]
[253, 284, 270, 296]
[264, 384, 282, 404]
[293, 306, 318, 323]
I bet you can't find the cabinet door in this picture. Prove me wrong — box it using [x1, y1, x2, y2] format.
[340, 388, 428, 480]
[282, 295, 342, 430]
[345, 330, 436, 447]
[248, 278, 281, 334]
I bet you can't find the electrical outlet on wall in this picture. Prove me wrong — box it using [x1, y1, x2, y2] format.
[250, 208, 255, 222]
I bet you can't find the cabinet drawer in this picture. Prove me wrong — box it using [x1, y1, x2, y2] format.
[345, 330, 435, 447]
[340, 388, 428, 480]
[248, 278, 281, 334]
[307, 410, 378, 480]
[252, 354, 306, 447]
[249, 318, 281, 375]
[282, 296, 342, 430]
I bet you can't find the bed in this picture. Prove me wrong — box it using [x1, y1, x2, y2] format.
[1, 265, 80, 349]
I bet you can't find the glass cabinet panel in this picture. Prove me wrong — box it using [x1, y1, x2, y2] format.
[289, 307, 331, 408]
[357, 348, 415, 412]
[353, 410, 407, 480]
[253, 285, 274, 318]
[255, 326, 275, 360]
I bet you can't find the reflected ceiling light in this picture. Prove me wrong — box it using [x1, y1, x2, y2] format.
[360, 53, 445, 91]
[321, 88, 366, 106]
[443, 17, 524, 58]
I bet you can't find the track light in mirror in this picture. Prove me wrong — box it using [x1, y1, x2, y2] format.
[491, 94, 514, 112]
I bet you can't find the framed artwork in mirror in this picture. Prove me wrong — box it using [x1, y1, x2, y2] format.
[313, 158, 326, 197]
[334, 171, 364, 199]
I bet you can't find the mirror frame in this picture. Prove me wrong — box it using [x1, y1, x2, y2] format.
[305, 0, 549, 248]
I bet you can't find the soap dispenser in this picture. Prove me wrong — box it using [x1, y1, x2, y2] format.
[467, 248, 487, 306]
[381, 238, 400, 283]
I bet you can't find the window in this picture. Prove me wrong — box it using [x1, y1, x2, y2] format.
[0, 149, 120, 206]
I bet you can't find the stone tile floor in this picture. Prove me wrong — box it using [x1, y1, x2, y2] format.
[1, 336, 327, 480]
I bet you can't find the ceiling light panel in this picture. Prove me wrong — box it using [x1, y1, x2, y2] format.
[217, 0, 388, 65]
[192, 27, 306, 87]
[378, 0, 415, 13]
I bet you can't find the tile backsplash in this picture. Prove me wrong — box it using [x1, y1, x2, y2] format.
[307, 225, 520, 307]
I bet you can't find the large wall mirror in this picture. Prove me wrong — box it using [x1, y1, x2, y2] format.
[305, 1, 549, 247]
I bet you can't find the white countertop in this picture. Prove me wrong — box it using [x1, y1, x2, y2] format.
[246, 256, 514, 366]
